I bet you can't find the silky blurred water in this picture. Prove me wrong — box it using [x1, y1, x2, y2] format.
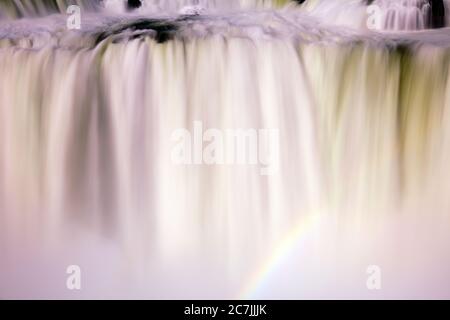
[1, 0, 450, 299]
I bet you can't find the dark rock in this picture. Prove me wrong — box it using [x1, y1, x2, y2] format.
[430, 0, 446, 28]
[127, 0, 142, 10]
[95, 19, 179, 45]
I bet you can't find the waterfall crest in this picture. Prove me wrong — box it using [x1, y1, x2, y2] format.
[0, 0, 296, 18]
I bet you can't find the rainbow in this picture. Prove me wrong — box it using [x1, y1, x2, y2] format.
[238, 212, 322, 299]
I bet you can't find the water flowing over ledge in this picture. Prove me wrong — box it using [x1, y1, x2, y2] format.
[1, 0, 450, 50]
[1, 0, 450, 299]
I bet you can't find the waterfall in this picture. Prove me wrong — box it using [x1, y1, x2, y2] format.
[372, 0, 431, 30]
[0, 0, 100, 18]
[0, 0, 295, 18]
[303, 0, 448, 30]
[369, 0, 448, 30]
[1, 0, 450, 299]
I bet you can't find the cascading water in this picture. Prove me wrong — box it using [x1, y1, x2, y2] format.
[1, 0, 450, 299]
[0, 0, 296, 18]
[372, 0, 432, 30]
[369, 0, 447, 30]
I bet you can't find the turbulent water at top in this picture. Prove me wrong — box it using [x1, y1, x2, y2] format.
[0, 0, 295, 18]
[1, 0, 450, 299]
